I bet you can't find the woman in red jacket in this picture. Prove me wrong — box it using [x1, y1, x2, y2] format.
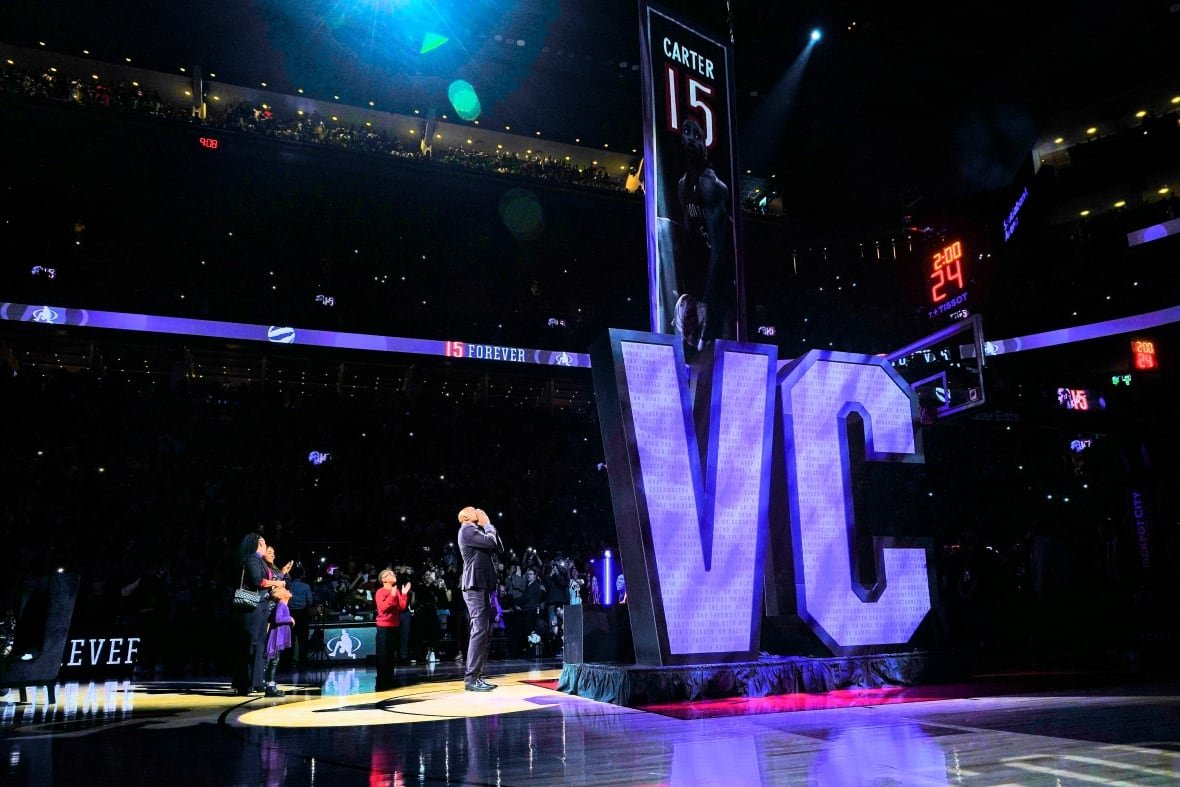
[374, 568, 410, 691]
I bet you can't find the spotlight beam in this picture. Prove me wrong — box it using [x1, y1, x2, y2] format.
[740, 37, 818, 172]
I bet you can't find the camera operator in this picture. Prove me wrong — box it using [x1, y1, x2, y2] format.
[543, 558, 569, 654]
[513, 567, 546, 657]
[505, 563, 526, 609]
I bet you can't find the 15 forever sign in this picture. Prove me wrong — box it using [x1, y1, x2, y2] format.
[593, 330, 932, 665]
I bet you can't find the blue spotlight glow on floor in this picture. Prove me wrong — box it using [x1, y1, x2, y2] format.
[810, 29, 822, 42]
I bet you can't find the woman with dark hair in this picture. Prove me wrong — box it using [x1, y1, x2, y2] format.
[264, 544, 294, 583]
[231, 533, 286, 695]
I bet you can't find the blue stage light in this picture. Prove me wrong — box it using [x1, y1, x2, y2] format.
[810, 29, 822, 42]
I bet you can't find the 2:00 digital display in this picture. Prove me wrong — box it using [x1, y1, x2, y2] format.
[929, 241, 965, 304]
[1132, 339, 1158, 370]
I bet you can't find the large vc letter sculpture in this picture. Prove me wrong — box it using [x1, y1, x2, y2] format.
[779, 352, 931, 654]
[593, 330, 934, 665]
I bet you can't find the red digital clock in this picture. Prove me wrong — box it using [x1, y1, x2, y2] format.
[198, 136, 220, 150]
[1132, 339, 1158, 370]
[929, 240, 965, 304]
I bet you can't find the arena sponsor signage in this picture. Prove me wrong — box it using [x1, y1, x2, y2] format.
[593, 330, 933, 664]
[969, 410, 1020, 423]
[929, 291, 968, 319]
[1129, 490, 1151, 571]
[1003, 187, 1028, 241]
[62, 636, 142, 668]
[639, 2, 745, 344]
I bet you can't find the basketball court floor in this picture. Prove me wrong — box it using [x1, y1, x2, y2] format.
[4, 659, 1179, 785]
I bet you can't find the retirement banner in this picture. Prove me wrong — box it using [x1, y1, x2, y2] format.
[638, 2, 745, 348]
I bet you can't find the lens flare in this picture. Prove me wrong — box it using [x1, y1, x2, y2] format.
[447, 80, 481, 121]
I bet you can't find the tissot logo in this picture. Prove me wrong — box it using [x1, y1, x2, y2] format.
[593, 330, 934, 665]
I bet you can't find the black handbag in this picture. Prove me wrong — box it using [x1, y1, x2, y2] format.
[233, 567, 261, 611]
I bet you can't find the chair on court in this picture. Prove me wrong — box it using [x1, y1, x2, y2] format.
[1, 572, 81, 705]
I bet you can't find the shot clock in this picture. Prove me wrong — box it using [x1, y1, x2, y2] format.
[924, 239, 971, 321]
[929, 241, 964, 304]
[1131, 339, 1158, 370]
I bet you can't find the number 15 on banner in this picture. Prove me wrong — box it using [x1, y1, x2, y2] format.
[665, 65, 715, 147]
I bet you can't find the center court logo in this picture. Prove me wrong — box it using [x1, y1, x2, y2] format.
[237, 679, 563, 728]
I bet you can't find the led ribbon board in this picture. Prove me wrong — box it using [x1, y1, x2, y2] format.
[0, 302, 590, 368]
[592, 331, 777, 665]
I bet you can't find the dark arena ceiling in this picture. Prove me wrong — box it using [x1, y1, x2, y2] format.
[3, 0, 1179, 220]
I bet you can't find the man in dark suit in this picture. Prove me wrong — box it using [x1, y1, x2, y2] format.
[457, 506, 503, 691]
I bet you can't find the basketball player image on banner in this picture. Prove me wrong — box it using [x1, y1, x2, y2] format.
[671, 117, 735, 352]
[639, 2, 745, 354]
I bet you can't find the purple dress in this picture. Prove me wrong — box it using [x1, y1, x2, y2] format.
[266, 603, 294, 660]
